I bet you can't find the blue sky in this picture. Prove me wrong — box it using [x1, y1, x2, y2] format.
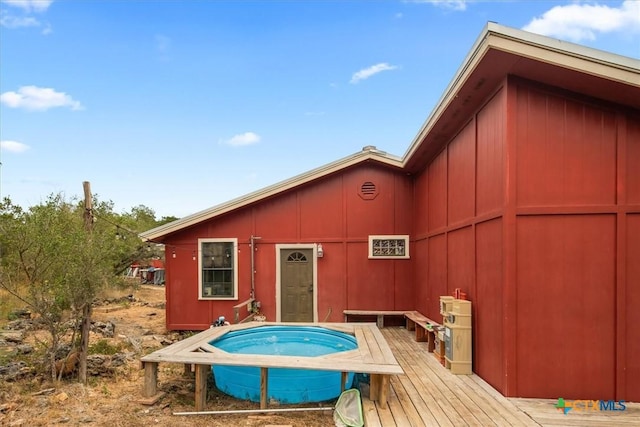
[1, 0, 639, 218]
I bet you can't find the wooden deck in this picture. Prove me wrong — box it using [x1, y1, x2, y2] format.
[140, 322, 402, 410]
[368, 327, 640, 426]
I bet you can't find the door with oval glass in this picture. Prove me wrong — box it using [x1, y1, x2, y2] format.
[280, 249, 314, 322]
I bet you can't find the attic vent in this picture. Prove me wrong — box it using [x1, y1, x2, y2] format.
[358, 181, 379, 200]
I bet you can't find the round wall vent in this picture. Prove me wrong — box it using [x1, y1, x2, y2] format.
[358, 181, 379, 200]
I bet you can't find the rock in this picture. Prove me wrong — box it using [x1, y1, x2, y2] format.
[55, 344, 73, 359]
[0, 361, 32, 382]
[90, 321, 115, 337]
[110, 352, 134, 367]
[1, 330, 24, 343]
[16, 344, 33, 354]
[53, 392, 69, 402]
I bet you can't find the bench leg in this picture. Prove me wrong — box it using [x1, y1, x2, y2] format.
[406, 318, 416, 331]
[427, 331, 435, 352]
[194, 364, 209, 411]
[376, 315, 384, 328]
[370, 374, 380, 401]
[341, 372, 348, 393]
[143, 362, 158, 397]
[378, 375, 390, 409]
[415, 326, 427, 342]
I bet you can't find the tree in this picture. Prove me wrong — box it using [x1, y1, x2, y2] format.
[0, 194, 157, 382]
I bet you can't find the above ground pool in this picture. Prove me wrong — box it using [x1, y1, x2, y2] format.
[210, 325, 357, 403]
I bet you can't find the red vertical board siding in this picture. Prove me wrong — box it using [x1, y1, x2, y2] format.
[516, 215, 616, 399]
[447, 226, 474, 298]
[427, 234, 447, 319]
[627, 116, 640, 204]
[316, 243, 347, 322]
[515, 87, 617, 207]
[299, 175, 344, 239]
[394, 259, 415, 310]
[346, 243, 395, 309]
[254, 192, 299, 240]
[345, 167, 398, 237]
[428, 149, 448, 232]
[414, 169, 429, 236]
[414, 168, 429, 316]
[626, 215, 640, 401]
[394, 176, 415, 310]
[414, 239, 429, 315]
[476, 89, 505, 216]
[625, 115, 640, 400]
[448, 121, 476, 225]
[475, 218, 504, 393]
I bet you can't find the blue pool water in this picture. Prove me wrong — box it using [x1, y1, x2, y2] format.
[210, 325, 357, 403]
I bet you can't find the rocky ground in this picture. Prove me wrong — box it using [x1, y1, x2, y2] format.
[0, 285, 336, 426]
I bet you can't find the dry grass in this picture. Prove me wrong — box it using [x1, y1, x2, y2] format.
[0, 284, 337, 427]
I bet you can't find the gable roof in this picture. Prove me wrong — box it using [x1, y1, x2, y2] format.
[142, 22, 640, 242]
[402, 22, 640, 173]
[142, 146, 402, 241]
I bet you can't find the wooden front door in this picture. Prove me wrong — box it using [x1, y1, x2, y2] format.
[280, 248, 314, 322]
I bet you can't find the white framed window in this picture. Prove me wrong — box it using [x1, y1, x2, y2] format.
[368, 235, 410, 259]
[198, 238, 238, 300]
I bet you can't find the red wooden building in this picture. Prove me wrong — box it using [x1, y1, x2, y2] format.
[141, 23, 640, 402]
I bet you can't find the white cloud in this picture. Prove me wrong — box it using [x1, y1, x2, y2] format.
[1, 86, 84, 111]
[523, 0, 640, 42]
[223, 132, 261, 147]
[2, 0, 53, 13]
[406, 0, 467, 11]
[350, 63, 399, 84]
[1, 0, 52, 32]
[1, 140, 30, 153]
[0, 13, 39, 28]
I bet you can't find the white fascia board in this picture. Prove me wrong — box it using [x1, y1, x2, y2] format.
[140, 150, 402, 241]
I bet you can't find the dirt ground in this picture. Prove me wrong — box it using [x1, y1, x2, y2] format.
[0, 285, 337, 427]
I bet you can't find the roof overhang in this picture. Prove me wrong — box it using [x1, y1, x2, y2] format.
[402, 22, 640, 173]
[141, 148, 402, 241]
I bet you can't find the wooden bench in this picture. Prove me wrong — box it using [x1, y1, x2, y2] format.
[343, 310, 409, 328]
[404, 311, 441, 352]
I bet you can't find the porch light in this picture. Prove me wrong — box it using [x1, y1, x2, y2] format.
[317, 244, 324, 258]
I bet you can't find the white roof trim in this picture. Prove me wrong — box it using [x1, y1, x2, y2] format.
[141, 148, 401, 240]
[401, 22, 640, 163]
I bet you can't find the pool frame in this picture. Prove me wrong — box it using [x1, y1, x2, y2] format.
[140, 322, 403, 411]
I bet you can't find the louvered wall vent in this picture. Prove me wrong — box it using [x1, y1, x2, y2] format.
[358, 181, 379, 200]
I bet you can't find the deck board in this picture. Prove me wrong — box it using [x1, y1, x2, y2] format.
[363, 328, 640, 427]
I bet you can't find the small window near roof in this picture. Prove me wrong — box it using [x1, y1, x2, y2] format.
[368, 235, 410, 259]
